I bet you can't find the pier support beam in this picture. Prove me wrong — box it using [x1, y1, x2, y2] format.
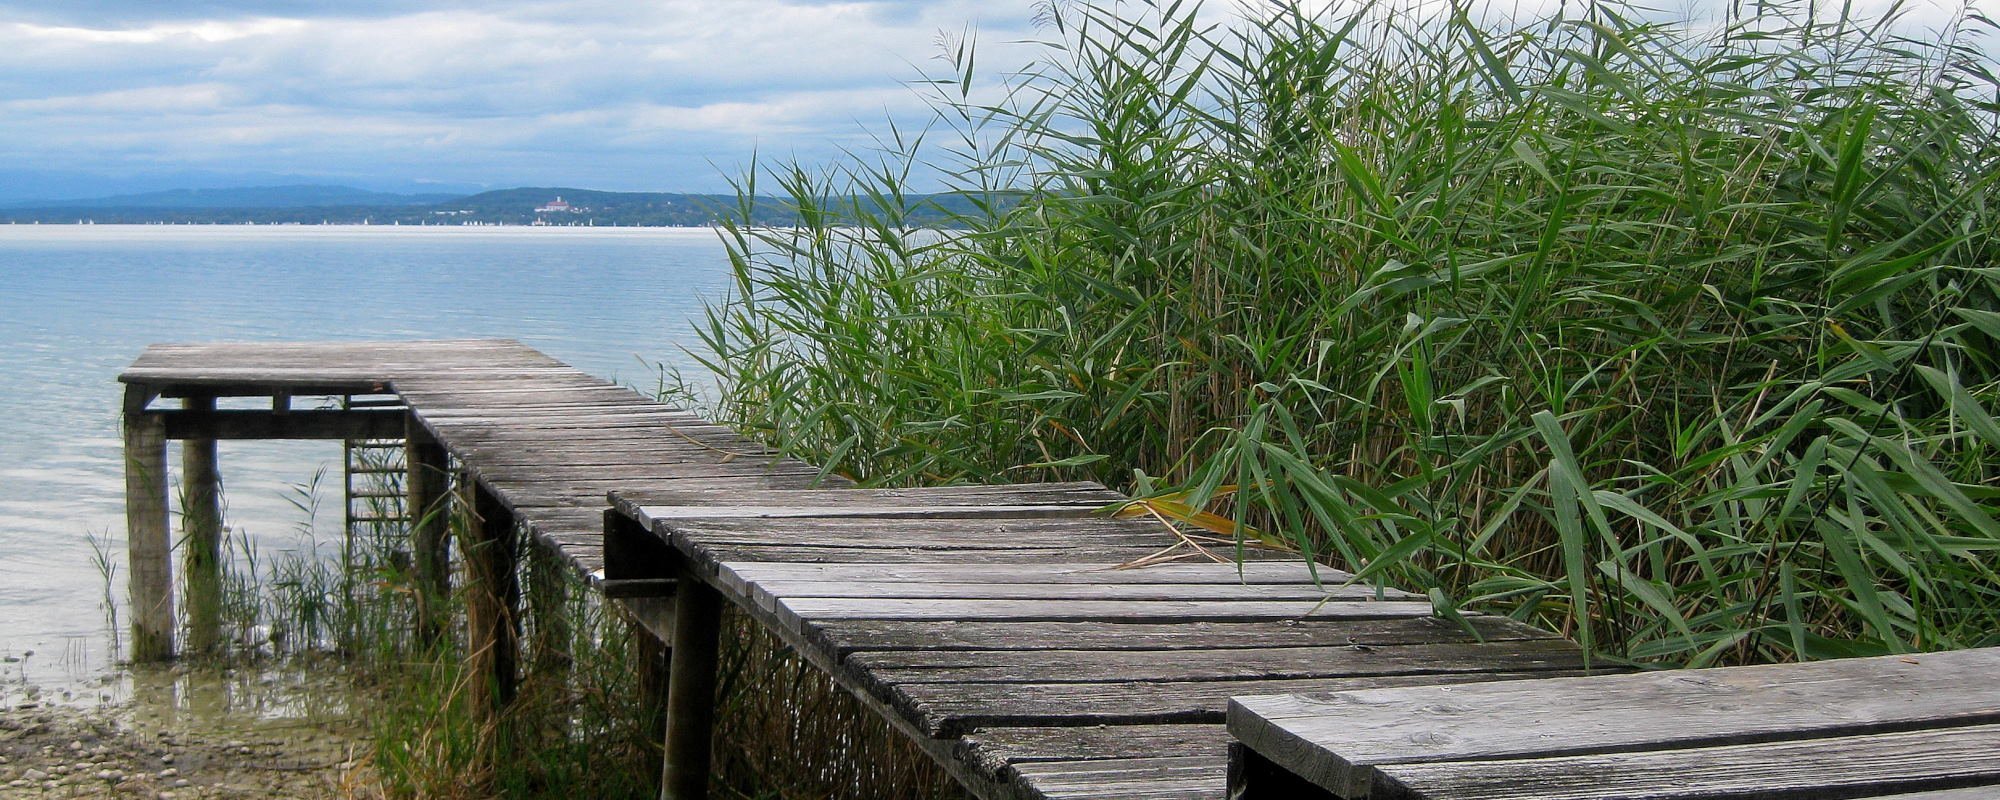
[405, 417, 451, 645]
[465, 481, 521, 714]
[662, 572, 722, 800]
[181, 396, 224, 655]
[123, 385, 174, 662]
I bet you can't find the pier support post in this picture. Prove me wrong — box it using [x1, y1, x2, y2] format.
[465, 480, 521, 714]
[181, 396, 224, 655]
[123, 385, 174, 662]
[662, 573, 721, 800]
[405, 417, 451, 646]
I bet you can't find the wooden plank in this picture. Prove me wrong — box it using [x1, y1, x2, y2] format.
[638, 504, 1101, 521]
[660, 515, 1218, 543]
[157, 408, 406, 440]
[698, 543, 1192, 565]
[892, 670, 1600, 736]
[612, 482, 1124, 511]
[1009, 755, 1225, 800]
[1377, 724, 2000, 800]
[807, 616, 1551, 657]
[1228, 647, 2000, 798]
[1867, 788, 2000, 800]
[717, 560, 1369, 586]
[751, 579, 1381, 602]
[958, 725, 1224, 772]
[848, 639, 1588, 687]
[778, 596, 1433, 624]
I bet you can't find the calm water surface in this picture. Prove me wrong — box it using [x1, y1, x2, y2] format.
[0, 225, 734, 693]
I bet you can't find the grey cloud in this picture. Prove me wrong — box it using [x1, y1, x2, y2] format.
[0, 1, 1046, 194]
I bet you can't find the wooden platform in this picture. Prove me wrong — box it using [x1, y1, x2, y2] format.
[120, 339, 826, 579]
[613, 492, 1592, 800]
[119, 339, 1599, 800]
[1228, 647, 2000, 799]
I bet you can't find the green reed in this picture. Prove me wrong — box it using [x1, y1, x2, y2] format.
[700, 0, 2000, 666]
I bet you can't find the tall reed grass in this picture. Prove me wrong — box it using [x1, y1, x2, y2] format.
[701, 0, 2000, 665]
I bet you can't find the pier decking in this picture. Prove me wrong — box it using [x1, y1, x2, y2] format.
[1228, 648, 2000, 799]
[116, 339, 1595, 799]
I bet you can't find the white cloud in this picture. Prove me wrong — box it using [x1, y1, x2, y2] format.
[0, 0, 1045, 192]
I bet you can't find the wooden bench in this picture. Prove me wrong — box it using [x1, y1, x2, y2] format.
[1227, 647, 2000, 799]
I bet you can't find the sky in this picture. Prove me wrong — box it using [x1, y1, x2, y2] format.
[0, 0, 1979, 202]
[0, 0, 1047, 200]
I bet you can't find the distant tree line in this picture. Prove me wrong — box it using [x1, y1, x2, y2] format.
[0, 187, 1016, 227]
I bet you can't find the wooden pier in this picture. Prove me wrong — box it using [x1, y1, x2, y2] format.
[118, 339, 1990, 800]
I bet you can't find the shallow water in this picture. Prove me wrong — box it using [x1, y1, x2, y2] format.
[0, 225, 734, 696]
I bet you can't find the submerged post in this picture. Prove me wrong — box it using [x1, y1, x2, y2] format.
[662, 574, 722, 800]
[123, 385, 174, 661]
[182, 396, 224, 655]
[465, 480, 520, 714]
[405, 416, 451, 645]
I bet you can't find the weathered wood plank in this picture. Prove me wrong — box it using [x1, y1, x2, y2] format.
[754, 579, 1379, 602]
[699, 543, 1195, 565]
[1009, 755, 1225, 800]
[891, 670, 1599, 736]
[157, 408, 407, 440]
[640, 504, 1102, 521]
[849, 638, 1588, 687]
[1229, 647, 2000, 798]
[613, 482, 1123, 510]
[957, 725, 1225, 773]
[1377, 724, 2000, 800]
[1867, 788, 2000, 799]
[807, 616, 1551, 657]
[718, 559, 1360, 584]
[779, 597, 1433, 624]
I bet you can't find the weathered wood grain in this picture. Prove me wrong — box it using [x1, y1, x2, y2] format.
[851, 638, 1587, 687]
[892, 670, 1599, 736]
[779, 597, 1435, 625]
[716, 560, 1365, 586]
[1376, 724, 2000, 800]
[1230, 647, 2000, 797]
[957, 725, 1226, 773]
[807, 616, 1551, 656]
[1010, 755, 1226, 800]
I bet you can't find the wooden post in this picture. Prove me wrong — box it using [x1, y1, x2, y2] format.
[464, 480, 521, 714]
[608, 508, 677, 790]
[405, 417, 451, 645]
[661, 574, 722, 800]
[181, 396, 224, 655]
[123, 385, 174, 661]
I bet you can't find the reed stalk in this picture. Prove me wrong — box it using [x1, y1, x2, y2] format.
[702, 0, 2000, 666]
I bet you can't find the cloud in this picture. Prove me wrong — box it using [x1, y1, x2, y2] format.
[2, 0, 1977, 198]
[0, 1, 1045, 194]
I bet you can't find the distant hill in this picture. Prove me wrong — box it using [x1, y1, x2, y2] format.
[4, 184, 464, 210]
[0, 185, 1018, 226]
[433, 187, 735, 226]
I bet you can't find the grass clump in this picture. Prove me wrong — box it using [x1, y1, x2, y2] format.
[702, 0, 2000, 666]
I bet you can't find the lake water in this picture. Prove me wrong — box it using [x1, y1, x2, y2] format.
[0, 225, 735, 695]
